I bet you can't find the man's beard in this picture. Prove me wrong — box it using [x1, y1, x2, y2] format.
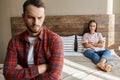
[25, 24, 41, 33]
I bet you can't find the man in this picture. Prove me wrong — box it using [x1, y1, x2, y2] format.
[3, 0, 64, 80]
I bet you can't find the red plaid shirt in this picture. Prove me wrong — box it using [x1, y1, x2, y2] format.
[3, 28, 64, 80]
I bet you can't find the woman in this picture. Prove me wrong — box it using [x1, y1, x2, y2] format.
[82, 20, 111, 72]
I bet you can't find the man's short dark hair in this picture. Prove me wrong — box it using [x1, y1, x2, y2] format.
[23, 0, 45, 13]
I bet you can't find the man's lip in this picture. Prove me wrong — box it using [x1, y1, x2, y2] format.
[33, 26, 39, 28]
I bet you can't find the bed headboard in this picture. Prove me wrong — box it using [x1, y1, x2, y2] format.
[11, 15, 113, 36]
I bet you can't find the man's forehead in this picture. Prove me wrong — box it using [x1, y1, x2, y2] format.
[25, 5, 45, 16]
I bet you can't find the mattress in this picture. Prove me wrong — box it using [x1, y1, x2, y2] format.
[0, 69, 4, 80]
[62, 50, 120, 80]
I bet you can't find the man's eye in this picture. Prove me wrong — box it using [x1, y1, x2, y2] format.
[38, 17, 42, 20]
[28, 16, 33, 19]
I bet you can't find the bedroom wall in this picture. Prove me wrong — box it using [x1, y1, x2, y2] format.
[0, 0, 119, 63]
[44, 0, 109, 15]
[113, 0, 120, 14]
[0, 0, 24, 63]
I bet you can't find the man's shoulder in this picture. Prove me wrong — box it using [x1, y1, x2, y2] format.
[11, 31, 28, 40]
[42, 28, 62, 42]
[43, 28, 60, 38]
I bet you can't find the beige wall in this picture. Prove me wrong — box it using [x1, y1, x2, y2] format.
[44, 0, 109, 15]
[0, 0, 119, 63]
[0, 0, 24, 63]
[113, 0, 120, 14]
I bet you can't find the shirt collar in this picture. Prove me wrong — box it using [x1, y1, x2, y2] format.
[23, 28, 44, 42]
[38, 27, 44, 40]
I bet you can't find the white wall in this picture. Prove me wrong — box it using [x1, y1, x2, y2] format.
[0, 0, 119, 63]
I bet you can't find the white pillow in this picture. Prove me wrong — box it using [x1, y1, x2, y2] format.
[77, 35, 84, 53]
[61, 35, 75, 52]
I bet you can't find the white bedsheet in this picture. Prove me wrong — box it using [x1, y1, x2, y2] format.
[62, 50, 120, 80]
[64, 51, 83, 56]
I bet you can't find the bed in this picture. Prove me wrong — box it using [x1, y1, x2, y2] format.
[62, 51, 120, 80]
[0, 15, 120, 80]
[61, 35, 120, 80]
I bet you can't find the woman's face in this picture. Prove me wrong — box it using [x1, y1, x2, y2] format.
[89, 22, 97, 33]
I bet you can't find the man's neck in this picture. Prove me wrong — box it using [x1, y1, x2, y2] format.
[28, 31, 40, 37]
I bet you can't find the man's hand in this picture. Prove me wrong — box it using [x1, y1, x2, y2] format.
[38, 64, 47, 74]
[15, 64, 47, 74]
[15, 64, 23, 69]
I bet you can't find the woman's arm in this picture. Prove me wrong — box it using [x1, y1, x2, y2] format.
[92, 40, 104, 47]
[83, 42, 94, 48]
[83, 40, 104, 48]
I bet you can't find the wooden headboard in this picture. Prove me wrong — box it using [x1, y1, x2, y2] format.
[11, 15, 113, 36]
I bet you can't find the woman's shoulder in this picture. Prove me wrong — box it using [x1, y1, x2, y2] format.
[83, 33, 91, 38]
[95, 32, 103, 38]
[83, 32, 89, 35]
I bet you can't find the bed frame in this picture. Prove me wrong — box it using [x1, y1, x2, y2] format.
[11, 15, 113, 36]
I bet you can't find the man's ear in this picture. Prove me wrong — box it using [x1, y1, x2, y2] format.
[22, 13, 25, 18]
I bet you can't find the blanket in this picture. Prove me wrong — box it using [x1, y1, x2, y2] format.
[62, 55, 120, 80]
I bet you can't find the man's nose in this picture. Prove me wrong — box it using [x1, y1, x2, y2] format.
[34, 18, 39, 25]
